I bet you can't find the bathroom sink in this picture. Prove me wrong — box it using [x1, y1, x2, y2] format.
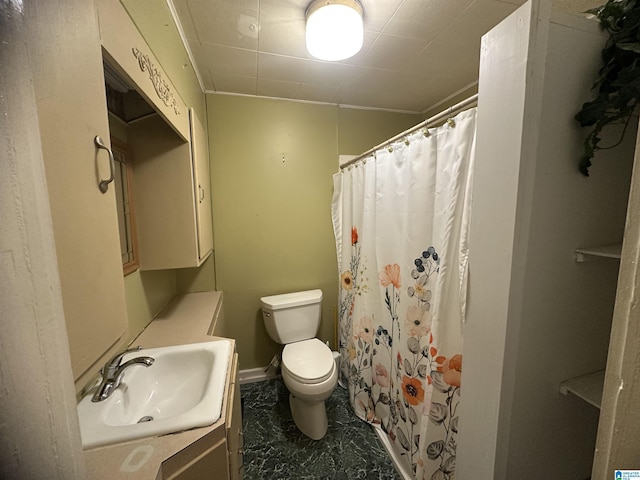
[77, 340, 231, 449]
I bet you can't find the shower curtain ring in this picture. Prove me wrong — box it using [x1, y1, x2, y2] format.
[447, 118, 456, 128]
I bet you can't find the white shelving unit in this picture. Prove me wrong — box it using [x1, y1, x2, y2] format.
[561, 244, 621, 408]
[559, 370, 606, 409]
[574, 243, 622, 262]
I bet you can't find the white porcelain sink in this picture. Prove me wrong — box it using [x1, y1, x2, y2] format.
[77, 340, 231, 449]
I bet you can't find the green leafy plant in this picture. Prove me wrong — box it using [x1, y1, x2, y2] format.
[575, 0, 640, 176]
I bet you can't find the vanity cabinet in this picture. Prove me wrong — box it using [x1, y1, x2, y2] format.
[27, 0, 128, 388]
[226, 353, 244, 480]
[164, 436, 229, 480]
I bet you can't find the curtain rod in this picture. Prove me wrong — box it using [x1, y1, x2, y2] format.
[340, 93, 479, 170]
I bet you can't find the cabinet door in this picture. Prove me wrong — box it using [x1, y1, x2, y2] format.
[189, 108, 214, 262]
[166, 437, 229, 480]
[26, 0, 128, 385]
[130, 110, 213, 270]
[129, 115, 200, 270]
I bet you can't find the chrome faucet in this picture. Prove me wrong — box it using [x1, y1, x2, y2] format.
[91, 346, 154, 402]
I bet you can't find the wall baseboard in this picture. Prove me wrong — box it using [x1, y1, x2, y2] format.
[238, 366, 279, 385]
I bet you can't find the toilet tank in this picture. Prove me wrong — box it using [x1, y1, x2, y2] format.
[260, 289, 323, 344]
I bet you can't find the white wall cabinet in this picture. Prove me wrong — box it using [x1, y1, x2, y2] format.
[98, 0, 213, 271]
[28, 0, 129, 389]
[22, 0, 214, 398]
[128, 109, 213, 270]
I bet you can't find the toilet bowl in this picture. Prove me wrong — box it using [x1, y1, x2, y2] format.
[281, 338, 338, 440]
[260, 290, 338, 440]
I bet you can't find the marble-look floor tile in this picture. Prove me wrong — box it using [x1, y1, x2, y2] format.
[241, 379, 401, 480]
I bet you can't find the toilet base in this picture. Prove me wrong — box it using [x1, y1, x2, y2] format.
[289, 393, 328, 440]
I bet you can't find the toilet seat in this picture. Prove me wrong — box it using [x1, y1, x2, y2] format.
[282, 338, 334, 384]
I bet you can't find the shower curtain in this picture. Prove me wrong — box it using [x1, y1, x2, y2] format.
[331, 108, 476, 480]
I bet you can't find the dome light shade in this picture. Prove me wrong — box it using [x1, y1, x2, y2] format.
[305, 0, 364, 62]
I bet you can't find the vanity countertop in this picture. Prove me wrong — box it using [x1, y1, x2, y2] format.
[83, 291, 232, 480]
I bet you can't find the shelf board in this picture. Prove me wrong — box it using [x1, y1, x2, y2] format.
[575, 243, 622, 262]
[559, 370, 605, 409]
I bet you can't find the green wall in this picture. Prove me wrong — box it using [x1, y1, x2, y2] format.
[124, 269, 176, 342]
[118, 0, 423, 368]
[208, 94, 421, 368]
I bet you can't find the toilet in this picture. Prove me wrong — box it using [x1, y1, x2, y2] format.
[260, 289, 338, 440]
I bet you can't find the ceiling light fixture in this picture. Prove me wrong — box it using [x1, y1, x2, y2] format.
[305, 0, 364, 62]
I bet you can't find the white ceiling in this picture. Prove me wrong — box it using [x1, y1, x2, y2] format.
[169, 0, 600, 114]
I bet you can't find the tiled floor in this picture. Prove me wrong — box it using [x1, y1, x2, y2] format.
[240, 379, 402, 480]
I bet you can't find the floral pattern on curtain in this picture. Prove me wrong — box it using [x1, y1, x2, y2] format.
[331, 108, 476, 480]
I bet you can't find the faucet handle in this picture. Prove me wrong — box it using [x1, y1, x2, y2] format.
[101, 345, 143, 376]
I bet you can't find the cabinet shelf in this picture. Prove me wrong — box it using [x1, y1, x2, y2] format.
[575, 243, 622, 263]
[559, 370, 605, 409]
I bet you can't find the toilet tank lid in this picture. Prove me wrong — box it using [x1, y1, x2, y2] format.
[260, 289, 323, 310]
